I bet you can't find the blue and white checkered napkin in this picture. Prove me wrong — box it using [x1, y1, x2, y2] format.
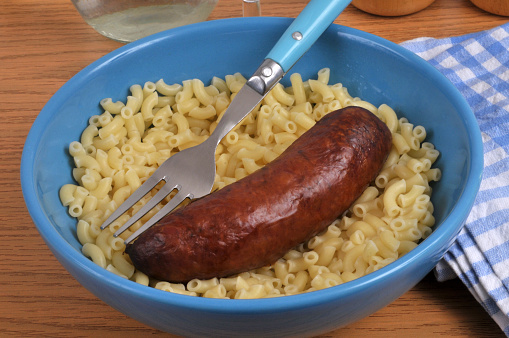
[401, 24, 509, 335]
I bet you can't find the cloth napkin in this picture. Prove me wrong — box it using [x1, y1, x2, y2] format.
[400, 24, 509, 335]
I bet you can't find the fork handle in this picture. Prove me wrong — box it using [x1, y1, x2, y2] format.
[206, 0, 351, 146]
[266, 0, 352, 73]
[249, 0, 352, 94]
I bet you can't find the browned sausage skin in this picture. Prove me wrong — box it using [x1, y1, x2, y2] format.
[126, 106, 392, 283]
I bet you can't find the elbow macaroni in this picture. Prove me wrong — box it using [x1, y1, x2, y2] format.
[60, 68, 441, 299]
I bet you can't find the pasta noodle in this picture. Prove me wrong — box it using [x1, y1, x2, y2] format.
[60, 68, 441, 299]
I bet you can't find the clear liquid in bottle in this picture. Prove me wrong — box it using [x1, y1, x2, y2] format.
[84, 2, 217, 43]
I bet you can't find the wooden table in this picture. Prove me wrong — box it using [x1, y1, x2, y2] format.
[1, 0, 507, 336]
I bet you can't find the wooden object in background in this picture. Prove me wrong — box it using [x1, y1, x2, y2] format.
[352, 0, 435, 16]
[470, 0, 509, 16]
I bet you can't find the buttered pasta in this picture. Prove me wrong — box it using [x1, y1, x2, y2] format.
[60, 68, 441, 299]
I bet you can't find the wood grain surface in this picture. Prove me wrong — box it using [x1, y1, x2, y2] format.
[1, 0, 507, 336]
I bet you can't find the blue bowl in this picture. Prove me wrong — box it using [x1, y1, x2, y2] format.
[21, 17, 483, 337]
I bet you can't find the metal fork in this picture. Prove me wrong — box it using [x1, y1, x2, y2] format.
[100, 60, 283, 244]
[101, 0, 353, 244]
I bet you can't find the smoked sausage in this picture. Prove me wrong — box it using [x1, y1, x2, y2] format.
[126, 106, 392, 282]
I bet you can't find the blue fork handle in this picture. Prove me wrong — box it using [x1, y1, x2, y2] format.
[266, 0, 352, 73]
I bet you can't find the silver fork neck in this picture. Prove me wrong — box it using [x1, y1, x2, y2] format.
[206, 59, 285, 147]
[245, 58, 285, 96]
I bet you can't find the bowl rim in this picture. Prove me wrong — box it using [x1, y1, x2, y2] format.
[20, 16, 483, 314]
